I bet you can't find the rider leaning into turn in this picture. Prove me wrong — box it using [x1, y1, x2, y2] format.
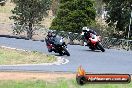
[45, 30, 55, 52]
[81, 27, 97, 46]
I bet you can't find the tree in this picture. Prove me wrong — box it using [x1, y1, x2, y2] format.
[94, 0, 104, 15]
[10, 0, 51, 39]
[102, 0, 132, 34]
[50, 0, 96, 32]
[51, 0, 59, 16]
[0, 0, 6, 6]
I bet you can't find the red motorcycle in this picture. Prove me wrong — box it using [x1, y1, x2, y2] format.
[81, 32, 105, 52]
[87, 33, 105, 52]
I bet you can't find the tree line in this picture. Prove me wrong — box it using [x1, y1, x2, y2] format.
[10, 0, 132, 39]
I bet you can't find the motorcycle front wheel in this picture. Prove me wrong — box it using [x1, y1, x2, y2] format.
[97, 43, 105, 52]
[62, 47, 70, 56]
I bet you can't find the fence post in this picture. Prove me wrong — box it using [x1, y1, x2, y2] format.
[127, 40, 129, 51]
[68, 32, 74, 44]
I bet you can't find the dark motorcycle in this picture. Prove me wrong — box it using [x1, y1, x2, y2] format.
[47, 35, 70, 56]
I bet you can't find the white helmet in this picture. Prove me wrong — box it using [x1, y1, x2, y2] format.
[82, 27, 87, 30]
[86, 28, 90, 31]
[82, 27, 89, 31]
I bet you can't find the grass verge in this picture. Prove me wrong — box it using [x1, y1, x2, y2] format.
[0, 79, 131, 88]
[0, 47, 56, 65]
[0, 72, 131, 88]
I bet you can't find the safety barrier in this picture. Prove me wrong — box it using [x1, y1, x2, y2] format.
[53, 30, 132, 51]
[10, 24, 132, 51]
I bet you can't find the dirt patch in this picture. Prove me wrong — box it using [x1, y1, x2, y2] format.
[0, 72, 75, 81]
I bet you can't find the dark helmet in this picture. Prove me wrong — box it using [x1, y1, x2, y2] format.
[48, 30, 53, 36]
[48, 30, 52, 33]
[48, 30, 56, 37]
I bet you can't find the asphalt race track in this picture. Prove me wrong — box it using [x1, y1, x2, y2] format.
[0, 37, 132, 74]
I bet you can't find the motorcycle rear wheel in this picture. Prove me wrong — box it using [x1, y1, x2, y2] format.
[97, 43, 105, 52]
[58, 51, 63, 56]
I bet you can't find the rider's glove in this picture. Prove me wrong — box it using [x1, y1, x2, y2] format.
[84, 42, 87, 46]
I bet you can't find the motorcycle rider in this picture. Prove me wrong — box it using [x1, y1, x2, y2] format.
[45, 30, 56, 52]
[81, 27, 97, 46]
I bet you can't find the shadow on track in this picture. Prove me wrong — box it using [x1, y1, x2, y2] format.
[49, 53, 71, 57]
[83, 49, 101, 52]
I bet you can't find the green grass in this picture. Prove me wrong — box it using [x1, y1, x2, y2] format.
[0, 48, 56, 65]
[0, 79, 131, 88]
